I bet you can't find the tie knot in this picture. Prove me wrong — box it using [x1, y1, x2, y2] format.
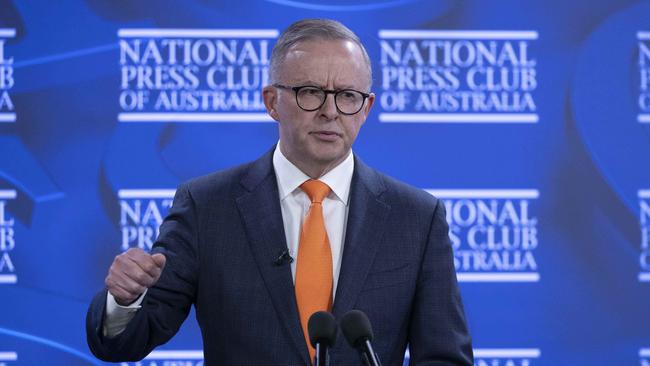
[300, 179, 331, 203]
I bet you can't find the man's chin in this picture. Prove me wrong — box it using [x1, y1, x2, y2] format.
[311, 150, 348, 168]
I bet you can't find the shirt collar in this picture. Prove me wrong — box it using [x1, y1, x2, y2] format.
[272, 143, 354, 205]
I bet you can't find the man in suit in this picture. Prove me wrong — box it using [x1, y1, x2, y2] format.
[87, 19, 473, 365]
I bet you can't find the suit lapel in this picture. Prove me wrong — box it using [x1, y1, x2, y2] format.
[235, 150, 311, 365]
[333, 157, 391, 319]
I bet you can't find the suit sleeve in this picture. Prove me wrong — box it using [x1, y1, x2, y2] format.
[408, 199, 474, 365]
[86, 183, 200, 362]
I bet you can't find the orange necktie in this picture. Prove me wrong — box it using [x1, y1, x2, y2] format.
[295, 179, 333, 363]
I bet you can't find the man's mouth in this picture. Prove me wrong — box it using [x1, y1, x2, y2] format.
[310, 131, 341, 141]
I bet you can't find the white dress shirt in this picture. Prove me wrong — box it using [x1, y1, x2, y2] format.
[103, 144, 354, 337]
[273, 144, 353, 297]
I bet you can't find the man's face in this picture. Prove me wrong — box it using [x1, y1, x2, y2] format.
[263, 39, 375, 176]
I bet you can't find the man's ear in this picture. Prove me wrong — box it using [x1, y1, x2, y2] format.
[263, 85, 280, 121]
[362, 92, 375, 119]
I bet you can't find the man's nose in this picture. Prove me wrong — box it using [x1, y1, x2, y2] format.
[319, 93, 339, 119]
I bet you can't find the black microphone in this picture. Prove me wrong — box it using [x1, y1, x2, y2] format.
[274, 249, 294, 266]
[340, 310, 382, 366]
[308, 311, 337, 366]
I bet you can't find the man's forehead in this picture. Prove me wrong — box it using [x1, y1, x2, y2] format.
[276, 38, 371, 88]
[283, 40, 365, 68]
[287, 38, 360, 55]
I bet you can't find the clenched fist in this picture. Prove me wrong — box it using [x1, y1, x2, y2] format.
[105, 248, 166, 306]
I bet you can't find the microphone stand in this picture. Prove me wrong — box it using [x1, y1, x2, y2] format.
[314, 342, 329, 366]
[360, 339, 381, 366]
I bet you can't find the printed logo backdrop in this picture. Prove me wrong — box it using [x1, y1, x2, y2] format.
[0, 0, 648, 365]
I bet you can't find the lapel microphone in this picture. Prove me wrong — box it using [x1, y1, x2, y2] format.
[274, 249, 294, 266]
[308, 311, 338, 366]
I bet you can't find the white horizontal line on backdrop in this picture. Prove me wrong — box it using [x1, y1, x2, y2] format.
[426, 189, 539, 199]
[474, 348, 541, 358]
[0, 190, 17, 199]
[118, 113, 274, 123]
[0, 352, 17, 361]
[145, 350, 204, 360]
[378, 113, 539, 123]
[378, 30, 538, 40]
[118, 189, 176, 199]
[457, 272, 540, 282]
[637, 114, 650, 123]
[0, 113, 17, 123]
[0, 29, 16, 38]
[118, 29, 278, 38]
[0, 275, 18, 284]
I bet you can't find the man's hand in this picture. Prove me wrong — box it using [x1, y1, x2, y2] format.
[105, 248, 166, 306]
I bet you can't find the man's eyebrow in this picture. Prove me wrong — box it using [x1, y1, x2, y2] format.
[292, 80, 360, 90]
[292, 80, 323, 87]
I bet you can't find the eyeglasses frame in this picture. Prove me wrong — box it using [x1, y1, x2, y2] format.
[273, 83, 371, 115]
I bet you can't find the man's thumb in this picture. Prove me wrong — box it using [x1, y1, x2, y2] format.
[151, 253, 166, 269]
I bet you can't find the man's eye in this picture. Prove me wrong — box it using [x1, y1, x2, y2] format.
[340, 91, 358, 100]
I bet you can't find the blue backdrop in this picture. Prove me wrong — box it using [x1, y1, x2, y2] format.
[0, 0, 649, 365]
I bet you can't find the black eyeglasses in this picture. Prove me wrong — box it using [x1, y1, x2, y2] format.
[273, 84, 370, 115]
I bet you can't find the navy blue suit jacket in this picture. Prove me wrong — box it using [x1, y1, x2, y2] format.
[86, 149, 473, 365]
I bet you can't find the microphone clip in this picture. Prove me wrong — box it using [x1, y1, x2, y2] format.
[274, 249, 294, 266]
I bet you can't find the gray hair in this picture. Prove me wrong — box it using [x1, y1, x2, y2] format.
[268, 19, 373, 89]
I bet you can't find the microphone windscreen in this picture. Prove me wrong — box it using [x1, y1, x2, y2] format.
[340, 309, 373, 348]
[308, 311, 338, 347]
